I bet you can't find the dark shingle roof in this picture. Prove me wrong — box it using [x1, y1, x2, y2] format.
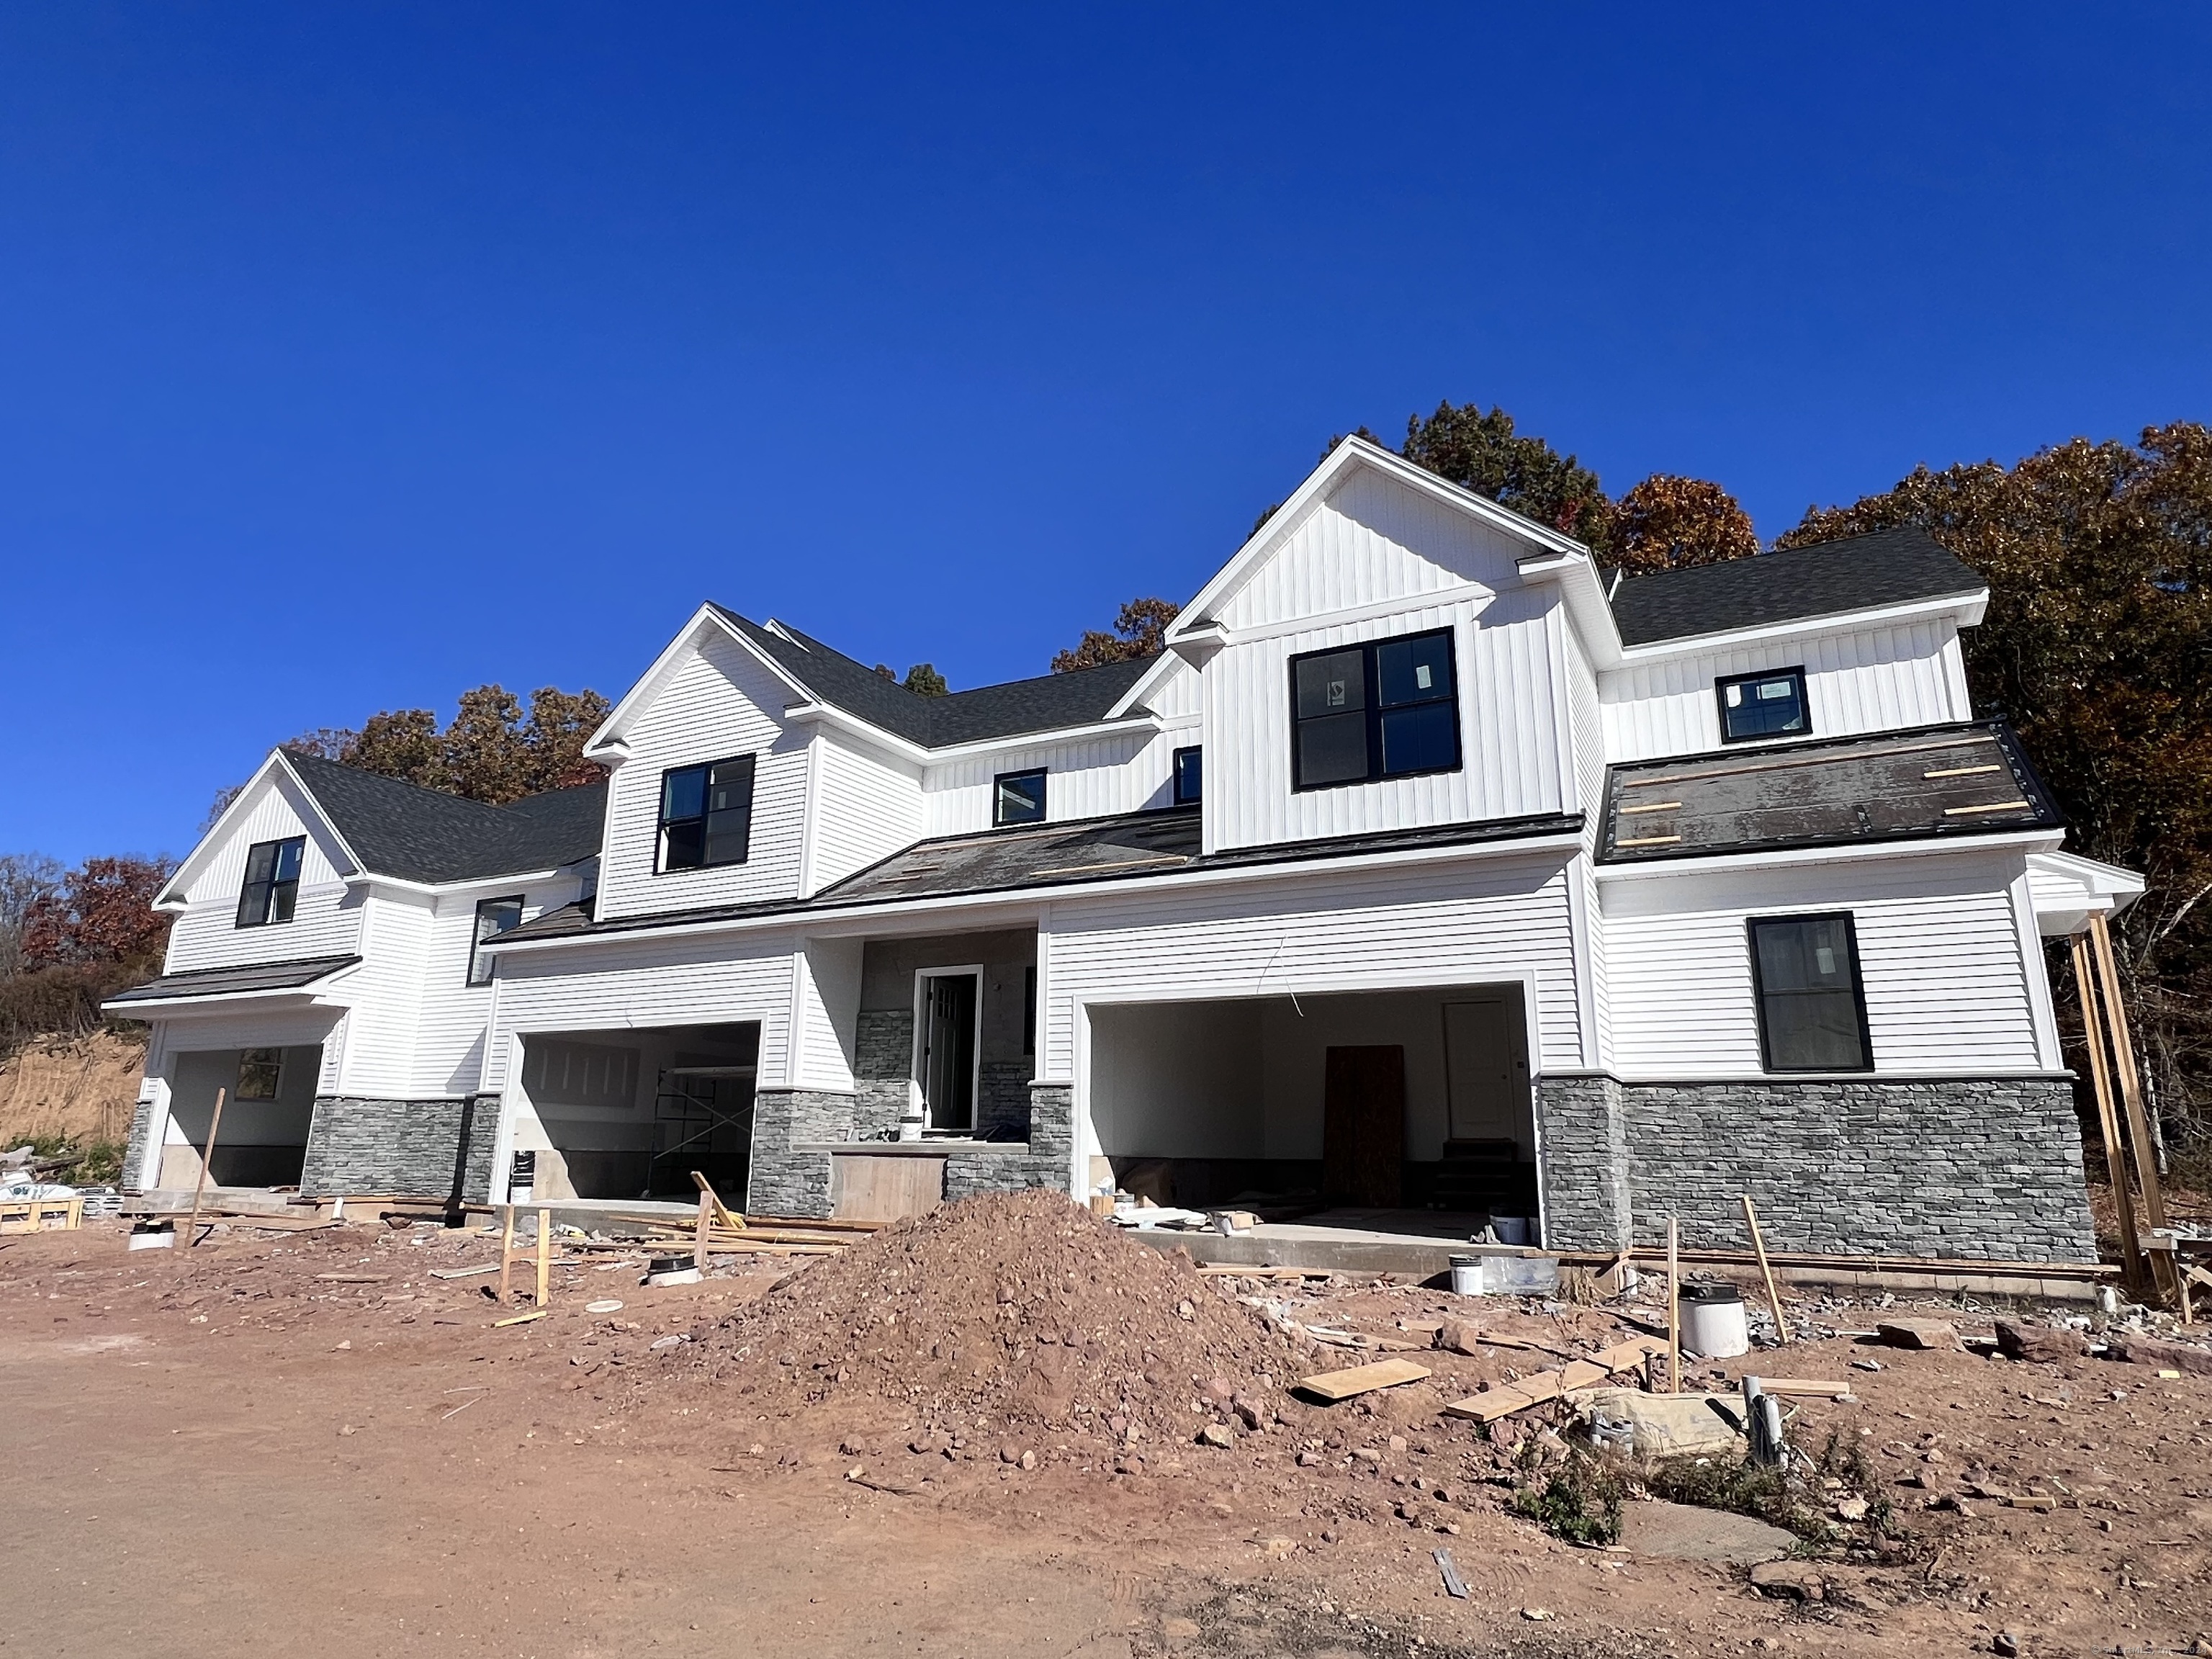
[285, 753, 606, 884]
[1607, 529, 1984, 648]
[106, 953, 361, 1005]
[1597, 720, 2060, 863]
[710, 608, 1160, 747]
[496, 804, 1582, 945]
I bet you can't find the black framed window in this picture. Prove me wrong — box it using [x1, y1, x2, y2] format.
[1172, 745, 1202, 805]
[1748, 913, 1871, 1072]
[1717, 667, 1809, 743]
[235, 1047, 283, 1102]
[995, 768, 1046, 826]
[235, 837, 305, 928]
[657, 755, 755, 871]
[1290, 627, 1460, 790]
[467, 895, 525, 986]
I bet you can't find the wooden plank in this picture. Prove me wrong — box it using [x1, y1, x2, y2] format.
[2075, 931, 2144, 1292]
[1441, 1338, 1661, 1422]
[691, 1170, 743, 1231]
[1742, 1195, 1791, 1344]
[1748, 1378, 1853, 1399]
[832, 1154, 944, 1223]
[2092, 914, 2172, 1299]
[1294, 1358, 1431, 1402]
[183, 1086, 227, 1248]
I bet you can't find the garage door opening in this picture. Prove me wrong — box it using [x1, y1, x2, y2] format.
[513, 1022, 757, 1200]
[1084, 986, 1535, 1233]
[162, 1045, 322, 1188]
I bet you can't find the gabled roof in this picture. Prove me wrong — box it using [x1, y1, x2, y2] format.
[285, 754, 606, 884]
[1597, 720, 2061, 864]
[712, 608, 1161, 747]
[1607, 529, 1984, 649]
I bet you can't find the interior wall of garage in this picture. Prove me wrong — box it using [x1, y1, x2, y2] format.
[163, 1045, 321, 1186]
[511, 1023, 757, 1199]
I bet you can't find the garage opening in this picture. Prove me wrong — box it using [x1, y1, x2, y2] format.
[513, 1022, 757, 1200]
[1084, 985, 1536, 1233]
[163, 1045, 322, 1188]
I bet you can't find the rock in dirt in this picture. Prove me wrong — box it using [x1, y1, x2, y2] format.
[1748, 1560, 1826, 1601]
[1995, 1320, 2087, 1364]
[1875, 1318, 1962, 1352]
[1573, 1387, 1742, 1459]
[1196, 1424, 1235, 1449]
[2107, 1332, 2212, 1377]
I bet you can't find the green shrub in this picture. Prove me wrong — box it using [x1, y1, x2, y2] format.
[1510, 1452, 1627, 1545]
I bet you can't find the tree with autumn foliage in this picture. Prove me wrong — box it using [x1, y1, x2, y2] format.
[19, 857, 176, 971]
[1610, 475, 1761, 575]
[1779, 422, 2212, 1161]
[1051, 597, 1181, 672]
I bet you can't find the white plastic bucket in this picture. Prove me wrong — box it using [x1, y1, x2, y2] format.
[1678, 1282, 1750, 1359]
[1448, 1254, 1483, 1295]
[126, 1225, 175, 1251]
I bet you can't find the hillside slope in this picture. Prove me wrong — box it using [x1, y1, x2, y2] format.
[0, 1030, 145, 1151]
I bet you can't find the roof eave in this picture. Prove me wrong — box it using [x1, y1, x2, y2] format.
[1614, 588, 1989, 665]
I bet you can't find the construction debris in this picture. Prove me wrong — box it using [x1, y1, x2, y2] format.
[1294, 1358, 1431, 1403]
[1440, 1337, 1663, 1422]
[1874, 1316, 1963, 1351]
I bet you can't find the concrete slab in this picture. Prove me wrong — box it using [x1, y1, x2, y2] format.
[1617, 1498, 1796, 1565]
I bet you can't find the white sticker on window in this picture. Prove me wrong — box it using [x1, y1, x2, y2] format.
[1725, 685, 1743, 707]
[1815, 946, 1836, 975]
[1758, 679, 1792, 700]
[1414, 664, 1431, 690]
[1328, 679, 1347, 707]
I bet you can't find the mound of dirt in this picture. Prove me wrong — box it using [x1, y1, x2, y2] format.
[658, 1190, 1313, 1455]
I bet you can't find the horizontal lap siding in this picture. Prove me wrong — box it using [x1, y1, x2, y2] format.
[595, 634, 809, 922]
[810, 737, 923, 890]
[1042, 857, 1584, 1076]
[922, 729, 1178, 837]
[1600, 619, 1969, 763]
[165, 778, 361, 972]
[1602, 858, 2039, 1077]
[337, 892, 432, 1099]
[408, 881, 579, 1097]
[485, 933, 799, 1092]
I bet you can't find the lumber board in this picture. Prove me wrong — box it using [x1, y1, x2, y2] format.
[1440, 1338, 1660, 1422]
[1295, 1358, 1431, 1402]
[1743, 1377, 1853, 1398]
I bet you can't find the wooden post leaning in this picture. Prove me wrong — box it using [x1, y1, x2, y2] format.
[1741, 1194, 1791, 1344]
[183, 1087, 228, 1248]
[2090, 914, 2175, 1300]
[1665, 1216, 1681, 1395]
[2072, 930, 2144, 1293]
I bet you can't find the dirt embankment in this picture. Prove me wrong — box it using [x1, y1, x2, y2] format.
[0, 1028, 145, 1148]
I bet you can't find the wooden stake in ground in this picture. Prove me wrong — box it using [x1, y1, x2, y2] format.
[535, 1210, 552, 1308]
[1665, 1216, 1681, 1394]
[693, 1188, 711, 1272]
[1741, 1194, 1790, 1344]
[498, 1205, 518, 1303]
[2072, 930, 2144, 1292]
[184, 1087, 227, 1248]
[691, 1169, 744, 1231]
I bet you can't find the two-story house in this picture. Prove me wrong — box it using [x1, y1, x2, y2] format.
[112, 436, 2142, 1262]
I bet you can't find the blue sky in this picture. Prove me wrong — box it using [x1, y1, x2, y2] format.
[3, 4, 2207, 864]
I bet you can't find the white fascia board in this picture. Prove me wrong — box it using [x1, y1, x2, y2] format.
[155, 752, 367, 909]
[100, 986, 349, 1017]
[1165, 436, 1591, 644]
[349, 868, 565, 900]
[1613, 591, 1988, 670]
[1106, 650, 1191, 719]
[1593, 827, 2063, 885]
[482, 826, 1588, 958]
[584, 604, 815, 758]
[1518, 553, 1627, 671]
[2026, 848, 2147, 931]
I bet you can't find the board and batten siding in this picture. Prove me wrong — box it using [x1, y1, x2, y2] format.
[1038, 853, 1586, 1082]
[163, 776, 361, 974]
[1600, 853, 2044, 1079]
[808, 735, 924, 892]
[1213, 464, 1532, 632]
[593, 632, 811, 922]
[333, 890, 433, 1100]
[1600, 619, 1972, 763]
[484, 930, 801, 1094]
[1202, 590, 1568, 855]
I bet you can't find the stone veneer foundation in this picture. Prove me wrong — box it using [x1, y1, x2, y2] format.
[297, 1094, 498, 1202]
[1532, 1074, 2097, 1263]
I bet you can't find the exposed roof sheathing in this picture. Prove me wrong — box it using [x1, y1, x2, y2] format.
[1597, 721, 2061, 863]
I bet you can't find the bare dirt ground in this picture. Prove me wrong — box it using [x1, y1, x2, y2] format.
[4, 1200, 2210, 1659]
[0, 1029, 143, 1149]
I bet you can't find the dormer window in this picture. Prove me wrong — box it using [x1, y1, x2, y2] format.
[994, 769, 1047, 826]
[1172, 746, 1202, 805]
[1290, 627, 1461, 791]
[235, 837, 304, 927]
[657, 756, 755, 871]
[1717, 667, 1809, 744]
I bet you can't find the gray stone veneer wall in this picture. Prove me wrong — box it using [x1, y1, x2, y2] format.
[747, 1081, 1075, 1219]
[299, 1094, 497, 1202]
[1533, 1075, 2097, 1264]
[854, 1010, 912, 1135]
